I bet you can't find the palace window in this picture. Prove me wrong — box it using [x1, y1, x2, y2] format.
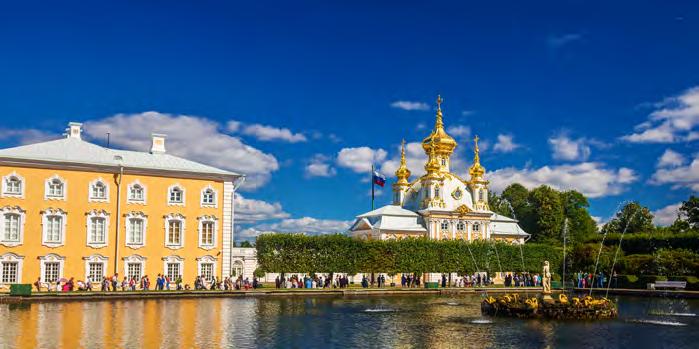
[166, 262, 181, 281]
[198, 216, 217, 249]
[457, 222, 465, 231]
[440, 221, 449, 231]
[3, 213, 20, 242]
[473, 223, 481, 232]
[89, 217, 107, 245]
[126, 263, 142, 280]
[1, 261, 18, 284]
[441, 158, 446, 166]
[167, 221, 182, 246]
[168, 185, 185, 205]
[434, 186, 440, 198]
[197, 255, 217, 282]
[42, 209, 67, 247]
[43, 262, 60, 283]
[45, 176, 66, 200]
[201, 187, 217, 207]
[479, 189, 485, 202]
[125, 212, 147, 247]
[128, 183, 146, 203]
[89, 179, 109, 202]
[3, 174, 23, 197]
[0, 253, 23, 284]
[87, 262, 104, 283]
[165, 214, 185, 249]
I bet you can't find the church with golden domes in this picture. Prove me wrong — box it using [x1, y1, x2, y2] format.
[348, 96, 529, 244]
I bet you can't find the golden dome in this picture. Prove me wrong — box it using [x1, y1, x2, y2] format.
[422, 95, 457, 157]
[394, 140, 411, 185]
[469, 135, 486, 179]
[424, 145, 441, 176]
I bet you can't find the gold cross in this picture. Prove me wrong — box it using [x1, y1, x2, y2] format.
[436, 95, 443, 109]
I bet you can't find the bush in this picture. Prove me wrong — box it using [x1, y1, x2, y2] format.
[586, 231, 699, 254]
[622, 254, 655, 275]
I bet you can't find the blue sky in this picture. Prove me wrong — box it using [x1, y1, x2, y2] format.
[1, 1, 698, 240]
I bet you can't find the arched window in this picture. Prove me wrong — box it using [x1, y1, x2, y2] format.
[45, 176, 66, 200]
[164, 213, 185, 249]
[440, 221, 449, 231]
[1, 207, 25, 247]
[168, 185, 185, 205]
[457, 222, 465, 232]
[41, 208, 67, 247]
[434, 186, 440, 198]
[129, 184, 145, 202]
[479, 189, 485, 201]
[441, 158, 446, 166]
[91, 181, 107, 200]
[201, 187, 216, 207]
[86, 210, 109, 247]
[5, 177, 21, 195]
[473, 223, 481, 232]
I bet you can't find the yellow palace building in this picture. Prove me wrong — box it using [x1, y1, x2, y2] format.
[0, 122, 243, 288]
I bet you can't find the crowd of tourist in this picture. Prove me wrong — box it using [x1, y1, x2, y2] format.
[575, 271, 610, 288]
[31, 272, 263, 292]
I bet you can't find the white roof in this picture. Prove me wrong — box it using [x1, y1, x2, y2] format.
[357, 205, 420, 218]
[0, 136, 240, 178]
[489, 213, 530, 237]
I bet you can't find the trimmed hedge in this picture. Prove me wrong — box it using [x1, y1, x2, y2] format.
[586, 231, 699, 254]
[256, 233, 563, 275]
[614, 275, 699, 290]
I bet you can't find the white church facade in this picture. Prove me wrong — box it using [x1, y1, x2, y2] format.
[348, 96, 529, 244]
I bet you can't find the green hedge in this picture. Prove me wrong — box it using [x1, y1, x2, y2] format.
[586, 231, 699, 254]
[256, 233, 563, 275]
[614, 275, 699, 290]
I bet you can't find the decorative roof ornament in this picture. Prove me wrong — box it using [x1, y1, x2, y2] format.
[421, 95, 457, 158]
[424, 145, 441, 177]
[394, 139, 411, 185]
[469, 135, 486, 180]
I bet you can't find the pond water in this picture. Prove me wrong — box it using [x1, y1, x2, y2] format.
[1, 294, 697, 348]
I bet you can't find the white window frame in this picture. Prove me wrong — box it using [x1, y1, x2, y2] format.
[0, 206, 26, 247]
[164, 213, 186, 249]
[83, 254, 108, 283]
[162, 255, 184, 282]
[196, 255, 217, 282]
[167, 184, 186, 206]
[125, 211, 148, 249]
[197, 215, 218, 250]
[88, 178, 110, 203]
[123, 254, 146, 281]
[0, 253, 24, 284]
[39, 253, 65, 283]
[456, 221, 465, 232]
[85, 210, 110, 248]
[41, 208, 67, 248]
[127, 180, 147, 205]
[440, 221, 449, 231]
[200, 185, 218, 208]
[2, 172, 25, 199]
[44, 175, 67, 201]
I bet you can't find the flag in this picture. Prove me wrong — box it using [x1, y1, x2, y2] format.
[372, 171, 386, 187]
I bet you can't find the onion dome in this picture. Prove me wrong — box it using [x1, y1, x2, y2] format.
[422, 95, 457, 157]
[394, 140, 411, 185]
[469, 135, 486, 180]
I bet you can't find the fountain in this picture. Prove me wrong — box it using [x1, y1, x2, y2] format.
[481, 261, 618, 320]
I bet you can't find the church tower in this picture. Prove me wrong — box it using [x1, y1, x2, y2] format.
[392, 140, 411, 205]
[419, 95, 456, 209]
[468, 135, 490, 211]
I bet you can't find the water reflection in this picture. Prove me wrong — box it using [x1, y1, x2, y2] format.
[1, 295, 698, 348]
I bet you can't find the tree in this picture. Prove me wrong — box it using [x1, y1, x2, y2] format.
[602, 201, 654, 234]
[529, 185, 564, 243]
[501, 183, 536, 234]
[239, 240, 254, 248]
[680, 195, 699, 229]
[560, 190, 598, 243]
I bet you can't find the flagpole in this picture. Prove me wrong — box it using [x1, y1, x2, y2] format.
[371, 164, 375, 210]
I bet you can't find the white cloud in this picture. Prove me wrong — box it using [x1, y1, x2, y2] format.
[622, 86, 699, 143]
[83, 111, 278, 190]
[652, 203, 683, 226]
[238, 217, 352, 238]
[548, 33, 583, 48]
[305, 154, 337, 177]
[446, 125, 471, 138]
[238, 123, 306, 143]
[461, 110, 475, 116]
[493, 134, 520, 153]
[651, 153, 699, 191]
[234, 193, 290, 223]
[487, 162, 638, 198]
[0, 128, 57, 145]
[548, 134, 591, 161]
[337, 147, 387, 173]
[390, 101, 430, 111]
[656, 149, 686, 168]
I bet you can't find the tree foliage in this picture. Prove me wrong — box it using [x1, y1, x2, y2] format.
[256, 233, 563, 275]
[601, 201, 654, 234]
[680, 195, 699, 229]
